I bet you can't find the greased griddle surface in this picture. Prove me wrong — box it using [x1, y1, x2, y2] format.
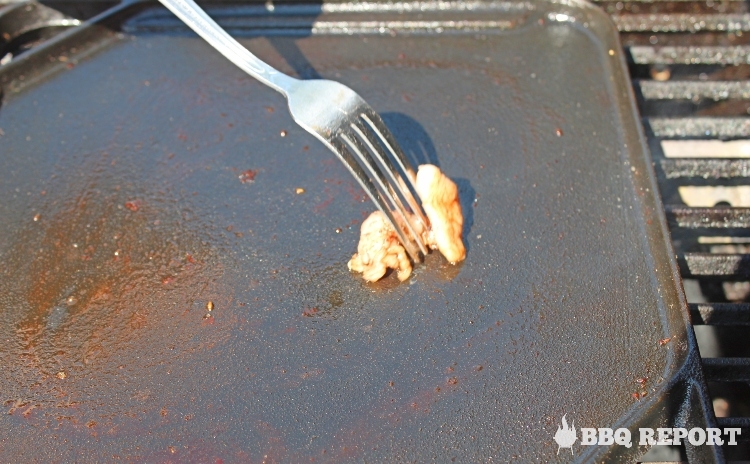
[0, 2, 686, 461]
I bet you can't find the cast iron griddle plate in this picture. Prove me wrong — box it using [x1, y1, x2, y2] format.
[0, 1, 689, 461]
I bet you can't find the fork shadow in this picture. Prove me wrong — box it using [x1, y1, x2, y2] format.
[380, 112, 440, 167]
[267, 36, 322, 80]
[379, 112, 475, 254]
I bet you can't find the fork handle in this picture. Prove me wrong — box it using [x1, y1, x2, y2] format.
[158, 0, 298, 94]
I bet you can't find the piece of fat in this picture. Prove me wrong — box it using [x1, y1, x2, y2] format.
[415, 164, 466, 264]
[348, 210, 413, 282]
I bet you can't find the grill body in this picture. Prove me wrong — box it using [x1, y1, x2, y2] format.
[0, 0, 747, 462]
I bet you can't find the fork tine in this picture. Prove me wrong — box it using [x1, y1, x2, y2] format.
[337, 131, 423, 261]
[360, 110, 417, 183]
[348, 119, 429, 256]
[360, 109, 430, 228]
[328, 134, 422, 262]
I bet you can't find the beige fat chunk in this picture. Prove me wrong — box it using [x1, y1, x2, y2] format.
[414, 164, 466, 264]
[347, 210, 413, 282]
[348, 164, 466, 282]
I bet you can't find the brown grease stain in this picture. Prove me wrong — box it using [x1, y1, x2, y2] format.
[0, 155, 234, 431]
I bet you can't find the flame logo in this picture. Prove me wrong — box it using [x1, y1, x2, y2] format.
[553, 414, 577, 455]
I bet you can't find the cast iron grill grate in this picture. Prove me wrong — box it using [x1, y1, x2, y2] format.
[601, 0, 750, 460]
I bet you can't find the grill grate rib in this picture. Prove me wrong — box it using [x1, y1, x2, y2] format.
[703, 358, 750, 382]
[640, 81, 750, 101]
[682, 253, 750, 277]
[648, 117, 750, 138]
[614, 14, 750, 33]
[690, 303, 750, 325]
[631, 46, 750, 66]
[666, 205, 750, 228]
[660, 159, 750, 179]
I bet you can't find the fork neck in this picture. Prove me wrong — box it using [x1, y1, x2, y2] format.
[262, 70, 299, 96]
[234, 57, 299, 95]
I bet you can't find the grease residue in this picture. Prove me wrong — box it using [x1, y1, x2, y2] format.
[0, 153, 233, 431]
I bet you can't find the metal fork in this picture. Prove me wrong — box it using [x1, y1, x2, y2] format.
[158, 0, 429, 261]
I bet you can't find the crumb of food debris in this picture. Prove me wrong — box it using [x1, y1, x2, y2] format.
[302, 307, 319, 317]
[280, 130, 287, 137]
[206, 301, 214, 311]
[56, 371, 67, 379]
[33, 213, 41, 222]
[239, 169, 257, 183]
[124, 200, 140, 212]
[658, 337, 671, 346]
[415, 164, 466, 264]
[348, 211, 412, 282]
[295, 187, 305, 194]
